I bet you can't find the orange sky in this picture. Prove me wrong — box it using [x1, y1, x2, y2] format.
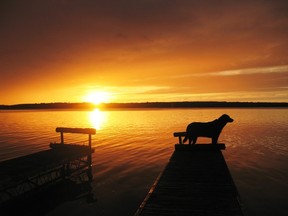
[1, 0, 288, 104]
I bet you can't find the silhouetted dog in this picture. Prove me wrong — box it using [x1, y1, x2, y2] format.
[183, 114, 234, 145]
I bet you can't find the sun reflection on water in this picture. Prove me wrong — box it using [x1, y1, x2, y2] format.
[89, 108, 107, 130]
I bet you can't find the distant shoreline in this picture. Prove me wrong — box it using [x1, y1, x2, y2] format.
[1, 101, 288, 110]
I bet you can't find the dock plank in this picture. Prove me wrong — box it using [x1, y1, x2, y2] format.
[135, 144, 243, 216]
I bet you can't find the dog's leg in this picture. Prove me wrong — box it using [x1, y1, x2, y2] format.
[192, 137, 197, 145]
[212, 135, 219, 145]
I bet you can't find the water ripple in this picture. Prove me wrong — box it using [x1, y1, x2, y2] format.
[1, 109, 288, 215]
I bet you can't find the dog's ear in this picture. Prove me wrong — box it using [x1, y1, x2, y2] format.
[219, 114, 233, 122]
[221, 114, 234, 122]
[219, 114, 227, 120]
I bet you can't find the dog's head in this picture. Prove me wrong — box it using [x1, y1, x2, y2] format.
[218, 114, 234, 123]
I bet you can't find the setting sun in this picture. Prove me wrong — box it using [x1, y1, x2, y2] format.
[84, 91, 112, 105]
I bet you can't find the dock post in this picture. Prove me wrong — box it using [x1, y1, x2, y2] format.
[178, 136, 182, 144]
[88, 134, 92, 148]
[60, 132, 64, 144]
[87, 133, 93, 181]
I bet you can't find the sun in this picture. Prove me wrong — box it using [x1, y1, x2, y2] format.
[84, 91, 112, 105]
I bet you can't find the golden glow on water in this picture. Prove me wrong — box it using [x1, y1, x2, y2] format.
[89, 108, 107, 130]
[0, 109, 287, 215]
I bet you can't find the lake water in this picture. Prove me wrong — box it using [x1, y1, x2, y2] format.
[0, 108, 288, 216]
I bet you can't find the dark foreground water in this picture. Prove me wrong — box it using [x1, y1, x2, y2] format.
[0, 108, 287, 216]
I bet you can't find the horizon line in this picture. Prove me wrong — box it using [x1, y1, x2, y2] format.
[1, 101, 288, 109]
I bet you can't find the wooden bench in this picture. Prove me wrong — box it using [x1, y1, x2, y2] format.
[0, 127, 97, 203]
[173, 131, 186, 144]
[55, 127, 96, 148]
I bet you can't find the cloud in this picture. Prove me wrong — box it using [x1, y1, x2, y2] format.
[1, 0, 288, 103]
[191, 65, 288, 76]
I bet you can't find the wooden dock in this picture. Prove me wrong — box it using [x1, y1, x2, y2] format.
[135, 133, 243, 216]
[0, 127, 96, 205]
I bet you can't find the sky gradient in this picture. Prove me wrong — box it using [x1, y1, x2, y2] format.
[1, 0, 288, 104]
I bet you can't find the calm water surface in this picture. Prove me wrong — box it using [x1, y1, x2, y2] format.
[0, 108, 287, 216]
